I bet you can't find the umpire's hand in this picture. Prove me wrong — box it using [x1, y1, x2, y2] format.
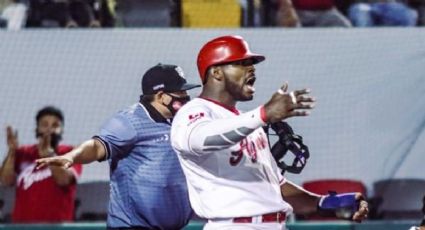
[263, 83, 315, 123]
[36, 155, 74, 169]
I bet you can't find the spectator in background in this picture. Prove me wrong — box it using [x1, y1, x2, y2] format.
[93, 0, 115, 27]
[114, 0, 177, 27]
[0, 0, 27, 30]
[348, 0, 418, 27]
[276, 0, 300, 26]
[292, 0, 352, 27]
[406, 0, 425, 25]
[36, 64, 200, 229]
[0, 106, 82, 223]
[68, 0, 100, 27]
[256, 0, 299, 27]
[26, 0, 100, 28]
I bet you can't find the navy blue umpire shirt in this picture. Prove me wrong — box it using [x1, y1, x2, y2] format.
[94, 99, 192, 229]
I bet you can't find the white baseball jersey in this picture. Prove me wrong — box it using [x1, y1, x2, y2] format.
[171, 97, 293, 219]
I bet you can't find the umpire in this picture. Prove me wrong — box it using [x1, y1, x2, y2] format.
[36, 64, 200, 230]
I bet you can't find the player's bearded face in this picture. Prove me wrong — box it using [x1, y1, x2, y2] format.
[222, 60, 256, 101]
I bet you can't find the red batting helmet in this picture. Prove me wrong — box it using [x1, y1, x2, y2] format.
[197, 35, 265, 84]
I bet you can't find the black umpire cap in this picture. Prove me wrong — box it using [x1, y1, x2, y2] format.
[142, 63, 200, 95]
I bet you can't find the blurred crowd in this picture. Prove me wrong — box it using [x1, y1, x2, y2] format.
[0, 0, 424, 30]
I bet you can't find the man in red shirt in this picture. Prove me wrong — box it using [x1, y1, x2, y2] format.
[0, 106, 82, 223]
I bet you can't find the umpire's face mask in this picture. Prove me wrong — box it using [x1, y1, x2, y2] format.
[165, 93, 190, 116]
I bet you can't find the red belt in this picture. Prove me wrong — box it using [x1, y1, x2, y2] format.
[233, 211, 286, 223]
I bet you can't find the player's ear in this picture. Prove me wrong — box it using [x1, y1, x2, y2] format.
[154, 91, 165, 103]
[208, 66, 223, 82]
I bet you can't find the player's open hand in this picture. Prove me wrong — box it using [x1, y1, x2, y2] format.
[6, 126, 19, 153]
[263, 83, 316, 123]
[36, 155, 73, 170]
[352, 193, 369, 223]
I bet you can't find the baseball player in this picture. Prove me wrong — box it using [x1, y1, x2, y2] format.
[171, 35, 369, 230]
[36, 64, 200, 229]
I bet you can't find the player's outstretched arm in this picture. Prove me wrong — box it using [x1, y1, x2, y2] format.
[281, 180, 368, 222]
[36, 139, 106, 169]
[173, 83, 315, 154]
